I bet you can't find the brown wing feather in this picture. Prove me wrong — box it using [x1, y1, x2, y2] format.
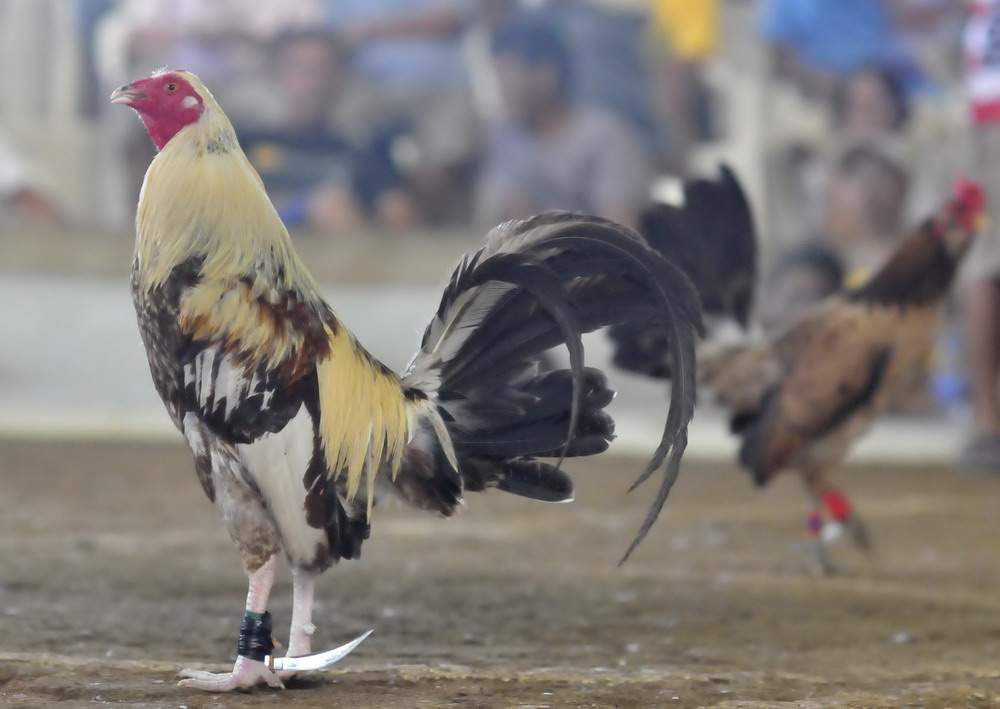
[717, 302, 906, 484]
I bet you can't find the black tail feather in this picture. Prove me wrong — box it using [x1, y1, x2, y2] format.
[608, 164, 757, 380]
[496, 459, 574, 502]
[458, 251, 586, 469]
[640, 164, 756, 325]
[403, 212, 703, 560]
[457, 456, 574, 502]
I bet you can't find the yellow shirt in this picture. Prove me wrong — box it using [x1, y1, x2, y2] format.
[652, 0, 720, 60]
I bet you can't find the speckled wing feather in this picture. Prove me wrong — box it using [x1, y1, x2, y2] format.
[176, 267, 421, 517]
[176, 281, 326, 442]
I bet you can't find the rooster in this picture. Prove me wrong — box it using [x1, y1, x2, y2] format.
[111, 70, 702, 691]
[703, 181, 985, 572]
[608, 165, 757, 379]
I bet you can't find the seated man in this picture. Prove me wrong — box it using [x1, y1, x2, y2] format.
[328, 0, 479, 222]
[475, 20, 653, 230]
[237, 30, 417, 232]
[758, 243, 845, 334]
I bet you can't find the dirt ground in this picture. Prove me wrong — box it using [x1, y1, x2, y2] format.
[1, 438, 999, 708]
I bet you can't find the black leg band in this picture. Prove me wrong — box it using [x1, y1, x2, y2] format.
[237, 611, 274, 662]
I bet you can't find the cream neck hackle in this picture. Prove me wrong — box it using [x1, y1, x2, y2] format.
[133, 71, 319, 298]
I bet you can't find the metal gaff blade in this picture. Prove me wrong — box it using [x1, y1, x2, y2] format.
[266, 629, 374, 672]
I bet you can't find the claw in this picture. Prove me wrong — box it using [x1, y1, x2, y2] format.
[178, 656, 284, 692]
[812, 516, 873, 575]
[814, 536, 839, 575]
[846, 515, 872, 552]
[820, 520, 845, 544]
[267, 629, 373, 673]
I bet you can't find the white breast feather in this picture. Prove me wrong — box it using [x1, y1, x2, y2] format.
[182, 412, 206, 456]
[236, 404, 326, 562]
[197, 347, 215, 409]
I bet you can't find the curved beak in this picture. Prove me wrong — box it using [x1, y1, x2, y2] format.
[110, 83, 146, 106]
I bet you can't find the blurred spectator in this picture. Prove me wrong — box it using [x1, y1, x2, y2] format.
[549, 1, 658, 150]
[77, 0, 118, 118]
[327, 0, 478, 223]
[475, 20, 653, 229]
[833, 67, 911, 138]
[888, 0, 968, 91]
[112, 0, 326, 205]
[761, 0, 897, 100]
[237, 30, 417, 233]
[0, 131, 58, 226]
[471, 1, 661, 154]
[772, 66, 913, 262]
[761, 0, 948, 101]
[758, 243, 844, 333]
[959, 0, 1000, 471]
[119, 0, 324, 85]
[464, 0, 527, 118]
[822, 144, 909, 281]
[650, 0, 720, 173]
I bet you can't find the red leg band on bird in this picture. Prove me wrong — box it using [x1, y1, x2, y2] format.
[237, 610, 274, 662]
[822, 489, 852, 522]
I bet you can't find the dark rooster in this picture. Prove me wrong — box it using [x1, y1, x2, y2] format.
[111, 70, 702, 691]
[703, 181, 985, 572]
[608, 164, 757, 378]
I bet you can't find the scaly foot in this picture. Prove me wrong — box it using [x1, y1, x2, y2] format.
[845, 513, 872, 552]
[276, 622, 315, 681]
[812, 523, 841, 575]
[808, 509, 873, 575]
[178, 656, 284, 692]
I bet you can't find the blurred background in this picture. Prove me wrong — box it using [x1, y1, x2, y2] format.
[0, 0, 996, 469]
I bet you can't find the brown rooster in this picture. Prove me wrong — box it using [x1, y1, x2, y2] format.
[704, 180, 985, 573]
[111, 70, 701, 691]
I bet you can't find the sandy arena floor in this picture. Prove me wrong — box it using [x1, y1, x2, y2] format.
[1, 438, 999, 708]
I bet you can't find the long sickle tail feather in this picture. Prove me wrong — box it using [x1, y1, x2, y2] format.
[401, 212, 703, 560]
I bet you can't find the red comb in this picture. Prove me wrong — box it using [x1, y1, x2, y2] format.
[953, 178, 986, 213]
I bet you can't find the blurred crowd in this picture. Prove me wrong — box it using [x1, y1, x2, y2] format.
[2, 0, 727, 232]
[0, 0, 977, 238]
[0, 0, 998, 467]
[103, 0, 703, 232]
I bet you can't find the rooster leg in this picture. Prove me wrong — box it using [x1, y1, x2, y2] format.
[178, 555, 285, 692]
[276, 567, 319, 680]
[804, 473, 871, 573]
[843, 507, 872, 552]
[817, 486, 871, 552]
[804, 468, 837, 573]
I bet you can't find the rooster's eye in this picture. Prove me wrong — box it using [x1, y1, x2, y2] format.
[166, 83, 177, 92]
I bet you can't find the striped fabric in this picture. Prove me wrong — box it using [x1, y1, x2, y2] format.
[966, 0, 1000, 124]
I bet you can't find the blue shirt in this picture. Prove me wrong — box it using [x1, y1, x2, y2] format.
[761, 0, 892, 75]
